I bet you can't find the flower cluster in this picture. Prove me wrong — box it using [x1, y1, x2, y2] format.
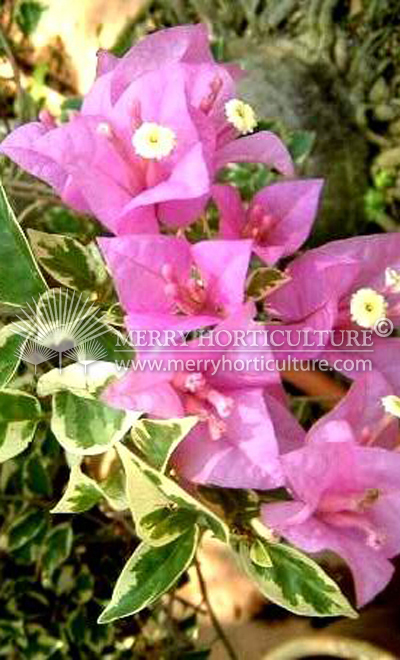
[3, 23, 400, 608]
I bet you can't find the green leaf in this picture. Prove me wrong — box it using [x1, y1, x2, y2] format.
[61, 97, 83, 114]
[74, 566, 95, 604]
[0, 324, 26, 388]
[51, 465, 103, 514]
[131, 417, 198, 471]
[24, 452, 52, 497]
[37, 362, 124, 398]
[51, 390, 138, 455]
[0, 181, 47, 306]
[0, 390, 42, 462]
[41, 524, 73, 580]
[23, 625, 64, 657]
[67, 607, 87, 644]
[16, 1, 47, 36]
[246, 267, 288, 301]
[238, 540, 357, 618]
[117, 443, 228, 543]
[287, 130, 316, 165]
[52, 461, 128, 515]
[250, 538, 273, 568]
[0, 617, 26, 650]
[117, 441, 201, 546]
[140, 507, 198, 545]
[8, 509, 48, 551]
[98, 527, 199, 623]
[100, 465, 127, 511]
[116, 442, 172, 545]
[28, 230, 109, 294]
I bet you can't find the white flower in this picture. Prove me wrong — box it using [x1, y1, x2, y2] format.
[132, 122, 176, 160]
[350, 287, 387, 328]
[225, 99, 257, 134]
[382, 395, 400, 418]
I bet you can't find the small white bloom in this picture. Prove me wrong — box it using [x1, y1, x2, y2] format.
[96, 122, 112, 137]
[225, 99, 257, 134]
[350, 287, 388, 328]
[132, 122, 176, 160]
[382, 395, 400, 418]
[385, 267, 400, 292]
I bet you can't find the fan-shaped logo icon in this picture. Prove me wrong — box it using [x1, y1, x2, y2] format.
[13, 289, 110, 372]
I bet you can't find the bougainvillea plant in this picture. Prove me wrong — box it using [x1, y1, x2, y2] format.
[2, 23, 400, 651]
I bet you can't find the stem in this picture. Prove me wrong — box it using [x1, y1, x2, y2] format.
[6, 0, 16, 32]
[0, 23, 24, 123]
[173, 594, 208, 615]
[5, 181, 55, 195]
[194, 556, 238, 660]
[17, 199, 50, 226]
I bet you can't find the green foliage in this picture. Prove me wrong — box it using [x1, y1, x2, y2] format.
[287, 130, 316, 165]
[28, 229, 110, 295]
[364, 168, 398, 229]
[0, 435, 203, 657]
[7, 508, 48, 551]
[0, 324, 25, 387]
[16, 1, 47, 37]
[117, 442, 229, 545]
[37, 363, 126, 399]
[51, 390, 139, 455]
[24, 451, 52, 497]
[41, 523, 73, 582]
[0, 180, 47, 307]
[246, 267, 288, 302]
[0, 390, 42, 463]
[98, 527, 199, 624]
[249, 538, 273, 568]
[60, 97, 83, 123]
[51, 465, 103, 514]
[131, 416, 198, 471]
[237, 539, 357, 618]
[51, 462, 127, 514]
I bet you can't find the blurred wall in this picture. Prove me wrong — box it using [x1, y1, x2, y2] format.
[32, 0, 147, 92]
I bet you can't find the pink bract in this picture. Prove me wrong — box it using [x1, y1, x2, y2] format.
[103, 314, 302, 489]
[213, 178, 323, 265]
[98, 234, 254, 333]
[264, 233, 400, 374]
[262, 372, 400, 606]
[0, 24, 293, 235]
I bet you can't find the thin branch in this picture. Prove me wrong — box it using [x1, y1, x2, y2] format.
[5, 181, 55, 195]
[17, 199, 50, 225]
[194, 556, 238, 660]
[0, 23, 24, 123]
[173, 594, 208, 615]
[6, 0, 16, 32]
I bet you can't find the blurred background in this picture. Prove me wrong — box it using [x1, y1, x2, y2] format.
[1, 1, 400, 658]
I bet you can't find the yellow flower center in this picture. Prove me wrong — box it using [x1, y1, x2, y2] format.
[132, 122, 176, 160]
[385, 267, 400, 292]
[382, 395, 400, 418]
[225, 99, 257, 134]
[350, 287, 388, 328]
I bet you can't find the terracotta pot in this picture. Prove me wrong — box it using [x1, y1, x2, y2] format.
[264, 634, 396, 660]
